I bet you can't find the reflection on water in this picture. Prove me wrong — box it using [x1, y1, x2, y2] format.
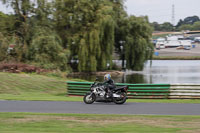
[69, 60, 200, 84]
[136, 60, 200, 84]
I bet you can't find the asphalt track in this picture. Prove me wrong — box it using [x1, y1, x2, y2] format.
[0, 100, 200, 115]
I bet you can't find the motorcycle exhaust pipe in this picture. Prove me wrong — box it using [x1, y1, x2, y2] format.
[112, 93, 121, 98]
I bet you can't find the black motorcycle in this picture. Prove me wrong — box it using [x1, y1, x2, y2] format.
[83, 80, 128, 104]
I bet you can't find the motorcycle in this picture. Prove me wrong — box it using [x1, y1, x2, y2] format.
[83, 79, 128, 104]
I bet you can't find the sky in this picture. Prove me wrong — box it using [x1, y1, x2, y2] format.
[0, 0, 200, 25]
[124, 0, 200, 24]
[0, 2, 13, 14]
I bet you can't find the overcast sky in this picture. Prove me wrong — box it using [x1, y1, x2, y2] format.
[0, 0, 200, 25]
[124, 0, 200, 24]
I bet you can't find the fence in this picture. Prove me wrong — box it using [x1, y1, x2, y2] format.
[67, 82, 200, 99]
[67, 81, 170, 99]
[169, 84, 200, 99]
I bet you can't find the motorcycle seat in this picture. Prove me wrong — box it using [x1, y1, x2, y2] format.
[113, 86, 127, 91]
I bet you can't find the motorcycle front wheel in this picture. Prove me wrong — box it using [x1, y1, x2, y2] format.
[113, 92, 127, 104]
[83, 93, 96, 104]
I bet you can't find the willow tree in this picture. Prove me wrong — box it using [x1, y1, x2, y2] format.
[125, 16, 153, 70]
[111, 0, 128, 53]
[77, 1, 115, 72]
[54, 0, 115, 72]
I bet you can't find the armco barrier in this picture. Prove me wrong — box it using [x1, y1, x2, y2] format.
[169, 84, 200, 99]
[67, 81, 170, 99]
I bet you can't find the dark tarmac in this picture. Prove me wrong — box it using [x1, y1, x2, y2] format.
[0, 101, 200, 115]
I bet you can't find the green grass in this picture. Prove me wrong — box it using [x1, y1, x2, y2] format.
[0, 72, 200, 103]
[0, 72, 83, 101]
[0, 112, 200, 133]
[152, 33, 170, 39]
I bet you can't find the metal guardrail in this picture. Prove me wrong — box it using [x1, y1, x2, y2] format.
[67, 81, 170, 99]
[169, 84, 200, 99]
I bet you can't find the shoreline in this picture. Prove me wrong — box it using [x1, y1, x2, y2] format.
[68, 70, 124, 77]
[153, 56, 200, 60]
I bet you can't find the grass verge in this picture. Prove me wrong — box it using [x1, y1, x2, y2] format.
[0, 112, 200, 133]
[153, 56, 200, 60]
[0, 72, 83, 101]
[0, 72, 200, 103]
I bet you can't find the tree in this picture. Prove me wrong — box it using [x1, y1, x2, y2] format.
[0, 33, 9, 61]
[0, 0, 154, 72]
[151, 22, 161, 31]
[176, 16, 200, 29]
[183, 16, 200, 25]
[54, 0, 115, 72]
[29, 27, 70, 71]
[178, 24, 193, 31]
[0, 0, 34, 61]
[192, 21, 200, 30]
[112, 0, 128, 56]
[0, 0, 71, 71]
[176, 19, 183, 28]
[150, 22, 174, 31]
[160, 22, 174, 31]
[125, 16, 153, 70]
[0, 11, 15, 35]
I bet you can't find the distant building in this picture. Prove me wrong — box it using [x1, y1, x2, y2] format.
[184, 31, 200, 38]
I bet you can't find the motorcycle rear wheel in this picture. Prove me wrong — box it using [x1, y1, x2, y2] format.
[113, 92, 127, 104]
[83, 93, 96, 104]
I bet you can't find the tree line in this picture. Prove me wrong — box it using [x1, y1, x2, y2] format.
[151, 16, 200, 31]
[0, 0, 153, 72]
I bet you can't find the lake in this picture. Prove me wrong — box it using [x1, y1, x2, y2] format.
[69, 60, 200, 84]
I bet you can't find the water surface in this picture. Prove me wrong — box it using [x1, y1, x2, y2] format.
[69, 60, 200, 84]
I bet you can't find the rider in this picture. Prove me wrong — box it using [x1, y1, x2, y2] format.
[103, 74, 116, 97]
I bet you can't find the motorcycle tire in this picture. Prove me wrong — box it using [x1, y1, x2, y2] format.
[83, 93, 96, 104]
[113, 92, 127, 104]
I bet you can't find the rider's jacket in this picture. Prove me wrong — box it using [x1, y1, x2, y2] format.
[103, 79, 116, 90]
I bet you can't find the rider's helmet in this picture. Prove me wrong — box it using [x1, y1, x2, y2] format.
[104, 74, 111, 81]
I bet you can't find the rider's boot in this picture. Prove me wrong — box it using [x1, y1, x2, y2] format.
[106, 89, 112, 98]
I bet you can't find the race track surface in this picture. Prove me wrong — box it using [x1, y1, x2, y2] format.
[0, 101, 200, 115]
